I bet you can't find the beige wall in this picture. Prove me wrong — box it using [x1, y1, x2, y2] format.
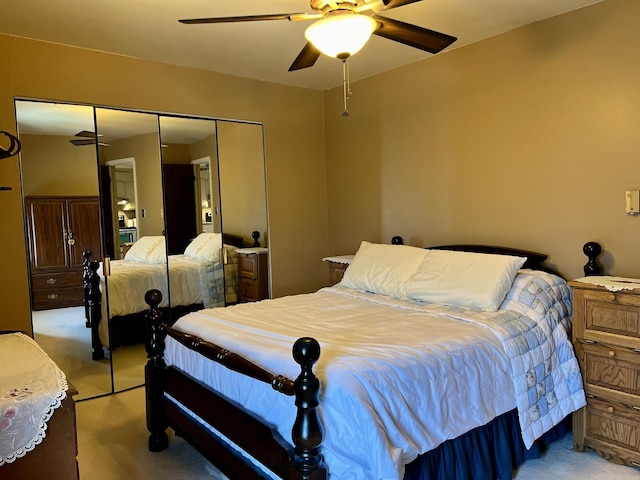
[20, 134, 99, 196]
[0, 34, 327, 333]
[325, 0, 640, 280]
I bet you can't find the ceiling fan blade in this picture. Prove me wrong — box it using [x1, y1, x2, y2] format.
[381, 0, 424, 10]
[288, 43, 321, 72]
[179, 13, 307, 25]
[74, 130, 97, 138]
[372, 15, 456, 54]
[70, 139, 96, 146]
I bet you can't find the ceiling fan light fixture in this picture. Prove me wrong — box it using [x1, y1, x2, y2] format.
[305, 14, 376, 59]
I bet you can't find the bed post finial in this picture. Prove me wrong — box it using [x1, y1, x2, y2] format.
[583, 242, 603, 276]
[291, 337, 326, 480]
[252, 230, 261, 247]
[391, 236, 403, 245]
[145, 289, 169, 452]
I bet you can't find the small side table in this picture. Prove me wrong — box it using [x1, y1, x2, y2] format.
[322, 255, 354, 286]
[237, 247, 269, 302]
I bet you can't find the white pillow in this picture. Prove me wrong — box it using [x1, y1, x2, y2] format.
[124, 236, 166, 264]
[184, 232, 222, 262]
[184, 233, 213, 257]
[405, 249, 526, 311]
[340, 241, 428, 298]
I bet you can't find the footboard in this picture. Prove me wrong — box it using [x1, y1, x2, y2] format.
[83, 251, 105, 360]
[144, 289, 327, 480]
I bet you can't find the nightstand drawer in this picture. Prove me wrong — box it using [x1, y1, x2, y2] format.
[236, 248, 268, 303]
[239, 254, 259, 279]
[578, 343, 640, 397]
[583, 396, 640, 454]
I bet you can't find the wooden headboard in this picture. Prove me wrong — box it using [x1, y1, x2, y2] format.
[222, 233, 246, 248]
[429, 244, 553, 273]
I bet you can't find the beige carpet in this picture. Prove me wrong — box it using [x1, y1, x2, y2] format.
[76, 387, 640, 480]
[32, 306, 147, 400]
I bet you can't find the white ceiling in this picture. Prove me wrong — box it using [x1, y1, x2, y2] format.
[0, 0, 602, 91]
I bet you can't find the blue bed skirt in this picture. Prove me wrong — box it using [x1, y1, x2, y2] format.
[404, 409, 571, 480]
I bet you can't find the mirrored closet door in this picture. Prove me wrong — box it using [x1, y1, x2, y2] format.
[15, 99, 269, 400]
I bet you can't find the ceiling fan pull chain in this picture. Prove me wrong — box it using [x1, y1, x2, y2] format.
[342, 58, 351, 117]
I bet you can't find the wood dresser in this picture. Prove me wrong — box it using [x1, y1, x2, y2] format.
[237, 247, 269, 302]
[569, 279, 640, 467]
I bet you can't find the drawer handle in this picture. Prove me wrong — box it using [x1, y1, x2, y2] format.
[607, 406, 614, 414]
[582, 339, 597, 345]
[47, 278, 56, 285]
[633, 348, 640, 354]
[608, 350, 616, 357]
[632, 462, 640, 467]
[47, 293, 58, 300]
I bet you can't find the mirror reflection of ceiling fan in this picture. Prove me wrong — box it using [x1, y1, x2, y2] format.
[179, 0, 457, 71]
[69, 130, 110, 147]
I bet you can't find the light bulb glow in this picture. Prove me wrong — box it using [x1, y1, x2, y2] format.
[305, 14, 376, 58]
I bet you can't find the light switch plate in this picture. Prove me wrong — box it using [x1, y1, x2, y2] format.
[625, 190, 639, 215]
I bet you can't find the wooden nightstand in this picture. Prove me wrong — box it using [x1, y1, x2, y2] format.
[237, 248, 269, 302]
[569, 278, 640, 467]
[322, 255, 354, 285]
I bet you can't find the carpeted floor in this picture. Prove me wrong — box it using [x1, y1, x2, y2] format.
[32, 306, 147, 400]
[76, 387, 640, 480]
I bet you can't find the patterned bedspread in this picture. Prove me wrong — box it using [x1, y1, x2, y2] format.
[407, 269, 586, 448]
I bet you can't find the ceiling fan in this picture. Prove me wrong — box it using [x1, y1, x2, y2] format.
[69, 130, 109, 147]
[179, 0, 457, 71]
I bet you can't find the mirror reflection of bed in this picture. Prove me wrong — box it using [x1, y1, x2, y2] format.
[88, 231, 248, 354]
[15, 99, 269, 401]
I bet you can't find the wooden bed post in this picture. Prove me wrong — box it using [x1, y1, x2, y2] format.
[82, 250, 92, 328]
[87, 260, 105, 360]
[145, 289, 170, 452]
[291, 337, 326, 480]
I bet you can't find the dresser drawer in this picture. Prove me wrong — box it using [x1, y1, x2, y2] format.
[582, 289, 640, 337]
[32, 270, 83, 290]
[32, 286, 84, 310]
[577, 342, 640, 397]
[582, 395, 640, 463]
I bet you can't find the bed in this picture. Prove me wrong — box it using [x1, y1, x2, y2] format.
[144, 241, 587, 479]
[84, 232, 246, 360]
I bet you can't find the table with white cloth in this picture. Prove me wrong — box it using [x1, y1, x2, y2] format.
[0, 332, 78, 479]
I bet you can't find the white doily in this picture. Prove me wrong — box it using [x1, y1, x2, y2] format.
[573, 276, 640, 292]
[0, 333, 68, 465]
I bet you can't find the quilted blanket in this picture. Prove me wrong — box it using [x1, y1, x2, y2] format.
[405, 269, 586, 448]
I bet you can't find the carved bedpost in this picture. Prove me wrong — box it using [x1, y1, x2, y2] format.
[291, 337, 326, 480]
[145, 289, 170, 452]
[82, 250, 92, 328]
[87, 260, 105, 360]
[583, 241, 603, 276]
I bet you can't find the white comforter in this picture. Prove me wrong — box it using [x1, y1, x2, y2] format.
[166, 273, 585, 480]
